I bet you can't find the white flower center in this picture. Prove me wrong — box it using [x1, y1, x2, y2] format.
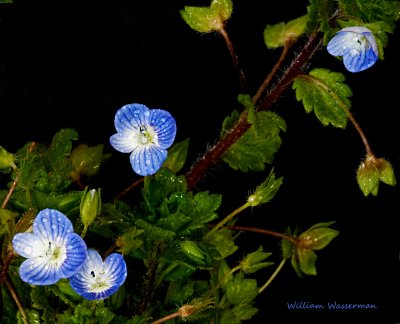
[137, 124, 158, 146]
[87, 267, 112, 293]
[44, 241, 67, 267]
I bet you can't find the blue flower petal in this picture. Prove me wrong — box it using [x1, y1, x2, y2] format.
[149, 109, 177, 148]
[70, 250, 127, 301]
[12, 233, 46, 258]
[113, 103, 150, 133]
[130, 145, 167, 176]
[19, 257, 60, 285]
[33, 209, 74, 243]
[59, 233, 88, 278]
[327, 26, 378, 73]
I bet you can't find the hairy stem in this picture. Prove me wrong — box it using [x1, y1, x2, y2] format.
[252, 40, 294, 104]
[224, 225, 298, 244]
[219, 27, 247, 91]
[185, 31, 323, 189]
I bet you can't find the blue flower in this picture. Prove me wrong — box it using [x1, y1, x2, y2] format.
[69, 249, 127, 300]
[110, 103, 177, 176]
[12, 209, 87, 286]
[327, 26, 378, 73]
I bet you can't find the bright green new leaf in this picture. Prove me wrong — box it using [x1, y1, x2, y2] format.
[0, 146, 15, 173]
[163, 138, 190, 173]
[210, 0, 233, 21]
[207, 228, 238, 259]
[180, 0, 232, 33]
[221, 110, 286, 172]
[293, 68, 352, 128]
[115, 227, 144, 255]
[264, 15, 308, 49]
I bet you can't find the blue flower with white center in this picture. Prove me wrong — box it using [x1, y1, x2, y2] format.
[327, 26, 378, 73]
[69, 249, 127, 300]
[110, 103, 177, 176]
[12, 209, 87, 286]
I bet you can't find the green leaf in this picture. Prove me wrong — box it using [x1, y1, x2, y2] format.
[142, 168, 187, 213]
[297, 248, 318, 275]
[293, 68, 352, 128]
[0, 208, 17, 236]
[180, 0, 232, 33]
[179, 191, 222, 225]
[207, 228, 238, 259]
[0, 0, 13, 3]
[115, 226, 144, 255]
[306, 0, 335, 34]
[163, 138, 190, 173]
[221, 111, 286, 172]
[0, 146, 15, 173]
[224, 274, 258, 304]
[179, 240, 209, 266]
[70, 143, 105, 179]
[264, 15, 309, 49]
[337, 0, 400, 25]
[240, 246, 273, 274]
[135, 219, 176, 241]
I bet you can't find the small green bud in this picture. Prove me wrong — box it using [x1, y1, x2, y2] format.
[179, 240, 208, 265]
[80, 187, 101, 229]
[0, 146, 16, 173]
[298, 222, 339, 250]
[357, 154, 396, 196]
[247, 169, 283, 207]
[239, 246, 273, 274]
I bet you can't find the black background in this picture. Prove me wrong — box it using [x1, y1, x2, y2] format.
[1, 1, 400, 323]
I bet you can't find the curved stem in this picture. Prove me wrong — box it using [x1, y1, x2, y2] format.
[185, 31, 323, 189]
[224, 225, 298, 244]
[4, 276, 29, 324]
[252, 41, 293, 104]
[296, 74, 373, 155]
[219, 27, 247, 92]
[258, 258, 286, 294]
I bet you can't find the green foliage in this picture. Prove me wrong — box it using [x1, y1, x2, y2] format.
[264, 15, 309, 48]
[357, 154, 396, 196]
[180, 0, 233, 33]
[1, 0, 399, 323]
[283, 221, 339, 277]
[163, 138, 190, 173]
[221, 110, 286, 172]
[293, 68, 352, 128]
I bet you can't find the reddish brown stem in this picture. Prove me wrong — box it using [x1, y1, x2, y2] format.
[185, 31, 323, 190]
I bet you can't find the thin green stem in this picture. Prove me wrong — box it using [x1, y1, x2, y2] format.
[204, 201, 251, 240]
[258, 258, 286, 294]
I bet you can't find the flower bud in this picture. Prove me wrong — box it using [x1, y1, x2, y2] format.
[357, 154, 396, 196]
[80, 187, 101, 229]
